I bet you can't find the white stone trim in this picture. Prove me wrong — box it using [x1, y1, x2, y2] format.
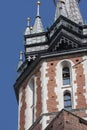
[84, 110, 87, 120]
[24, 76, 35, 130]
[34, 76, 37, 122]
[40, 62, 49, 130]
[25, 85, 31, 130]
[71, 62, 77, 109]
[82, 56, 87, 104]
[18, 87, 23, 130]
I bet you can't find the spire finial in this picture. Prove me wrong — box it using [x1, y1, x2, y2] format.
[37, 1, 40, 17]
[27, 17, 30, 27]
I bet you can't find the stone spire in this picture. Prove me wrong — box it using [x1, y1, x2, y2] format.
[54, 0, 67, 21]
[24, 17, 31, 35]
[32, 1, 44, 34]
[54, 0, 83, 24]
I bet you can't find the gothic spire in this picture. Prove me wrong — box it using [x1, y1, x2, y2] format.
[54, 0, 67, 21]
[54, 0, 83, 24]
[32, 1, 44, 34]
[24, 17, 31, 35]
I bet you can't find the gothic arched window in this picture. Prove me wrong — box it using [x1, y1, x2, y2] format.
[62, 67, 70, 85]
[64, 92, 72, 110]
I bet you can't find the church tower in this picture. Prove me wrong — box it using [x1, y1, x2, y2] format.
[14, 0, 87, 130]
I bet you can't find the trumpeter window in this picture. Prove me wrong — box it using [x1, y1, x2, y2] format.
[64, 92, 72, 110]
[62, 67, 70, 85]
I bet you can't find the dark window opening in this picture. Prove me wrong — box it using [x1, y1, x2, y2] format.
[64, 92, 72, 110]
[63, 67, 70, 85]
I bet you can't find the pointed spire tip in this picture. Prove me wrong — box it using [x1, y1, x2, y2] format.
[27, 17, 30, 27]
[37, 1, 41, 17]
[37, 1, 40, 5]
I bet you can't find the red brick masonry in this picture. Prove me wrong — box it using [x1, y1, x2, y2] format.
[36, 68, 42, 119]
[71, 57, 87, 108]
[46, 61, 58, 113]
[45, 109, 87, 130]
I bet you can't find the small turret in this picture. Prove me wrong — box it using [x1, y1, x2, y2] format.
[32, 1, 44, 34]
[24, 1, 47, 61]
[24, 17, 31, 35]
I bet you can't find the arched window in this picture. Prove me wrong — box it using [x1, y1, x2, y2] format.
[63, 67, 70, 85]
[64, 92, 72, 110]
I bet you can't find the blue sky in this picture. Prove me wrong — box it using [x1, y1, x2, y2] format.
[0, 0, 87, 130]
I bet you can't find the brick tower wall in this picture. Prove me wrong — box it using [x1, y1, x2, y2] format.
[18, 54, 87, 130]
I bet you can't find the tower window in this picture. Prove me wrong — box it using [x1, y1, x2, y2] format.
[63, 67, 70, 85]
[64, 92, 72, 110]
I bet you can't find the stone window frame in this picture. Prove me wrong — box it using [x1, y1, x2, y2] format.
[56, 59, 74, 110]
[61, 60, 72, 88]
